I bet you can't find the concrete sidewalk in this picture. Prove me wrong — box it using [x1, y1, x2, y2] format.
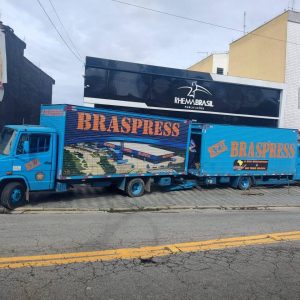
[5, 184, 300, 213]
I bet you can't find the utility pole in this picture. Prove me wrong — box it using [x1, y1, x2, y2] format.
[292, 0, 295, 10]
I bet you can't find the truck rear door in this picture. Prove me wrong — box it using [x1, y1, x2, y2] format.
[14, 133, 54, 191]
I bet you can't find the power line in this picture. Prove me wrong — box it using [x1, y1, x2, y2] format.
[111, 0, 300, 47]
[111, 0, 242, 33]
[36, 0, 83, 63]
[47, 0, 83, 60]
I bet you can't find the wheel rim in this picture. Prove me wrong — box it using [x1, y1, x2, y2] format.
[11, 188, 22, 203]
[240, 178, 250, 189]
[132, 182, 142, 196]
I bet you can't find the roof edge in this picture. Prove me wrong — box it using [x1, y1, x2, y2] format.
[230, 10, 289, 45]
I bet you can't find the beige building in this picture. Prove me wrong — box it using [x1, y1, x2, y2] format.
[189, 10, 300, 129]
[188, 53, 229, 75]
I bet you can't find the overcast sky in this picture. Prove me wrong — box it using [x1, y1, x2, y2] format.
[1, 0, 298, 104]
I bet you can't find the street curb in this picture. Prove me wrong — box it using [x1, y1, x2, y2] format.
[2, 204, 300, 214]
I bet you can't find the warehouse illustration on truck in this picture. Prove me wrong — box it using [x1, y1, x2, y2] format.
[62, 109, 188, 177]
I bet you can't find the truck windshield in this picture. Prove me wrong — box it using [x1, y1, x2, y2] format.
[0, 128, 17, 155]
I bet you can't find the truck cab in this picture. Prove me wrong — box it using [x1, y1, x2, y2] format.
[0, 125, 57, 209]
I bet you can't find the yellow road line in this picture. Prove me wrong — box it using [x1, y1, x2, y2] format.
[0, 231, 299, 270]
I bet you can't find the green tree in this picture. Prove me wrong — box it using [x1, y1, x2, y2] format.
[99, 156, 116, 174]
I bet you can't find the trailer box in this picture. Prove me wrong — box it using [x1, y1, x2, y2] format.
[40, 105, 190, 180]
[192, 124, 298, 177]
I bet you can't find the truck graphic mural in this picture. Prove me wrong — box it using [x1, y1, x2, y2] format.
[61, 107, 189, 177]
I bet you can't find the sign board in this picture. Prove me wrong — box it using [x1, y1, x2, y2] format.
[83, 57, 282, 127]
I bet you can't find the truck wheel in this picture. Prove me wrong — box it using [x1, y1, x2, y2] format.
[126, 178, 145, 197]
[238, 177, 252, 190]
[0, 182, 26, 209]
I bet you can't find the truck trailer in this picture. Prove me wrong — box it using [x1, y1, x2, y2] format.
[0, 104, 299, 209]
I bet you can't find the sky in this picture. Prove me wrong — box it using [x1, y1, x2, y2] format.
[1, 0, 299, 104]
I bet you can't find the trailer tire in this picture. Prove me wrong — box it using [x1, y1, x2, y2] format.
[1, 182, 26, 210]
[237, 176, 252, 190]
[126, 178, 145, 197]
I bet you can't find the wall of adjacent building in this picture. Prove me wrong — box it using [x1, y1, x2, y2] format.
[228, 12, 288, 83]
[0, 24, 54, 129]
[212, 53, 229, 75]
[188, 54, 213, 72]
[188, 53, 229, 75]
[187, 10, 300, 129]
[280, 14, 300, 129]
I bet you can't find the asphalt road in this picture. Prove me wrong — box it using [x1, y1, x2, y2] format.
[0, 208, 300, 299]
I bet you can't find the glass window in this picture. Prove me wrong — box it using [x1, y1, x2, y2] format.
[17, 134, 51, 154]
[84, 68, 108, 98]
[216, 68, 224, 75]
[0, 128, 16, 155]
[108, 70, 150, 102]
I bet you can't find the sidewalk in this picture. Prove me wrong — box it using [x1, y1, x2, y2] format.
[6, 184, 300, 213]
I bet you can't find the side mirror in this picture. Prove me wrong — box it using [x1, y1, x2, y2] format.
[23, 140, 29, 154]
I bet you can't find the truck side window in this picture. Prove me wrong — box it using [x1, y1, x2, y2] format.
[16, 134, 50, 154]
[29, 134, 50, 153]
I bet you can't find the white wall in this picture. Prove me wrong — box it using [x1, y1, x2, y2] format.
[282, 20, 300, 129]
[212, 53, 229, 75]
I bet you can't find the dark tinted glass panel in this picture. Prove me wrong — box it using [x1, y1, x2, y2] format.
[84, 68, 108, 98]
[149, 76, 280, 117]
[86, 57, 211, 80]
[107, 71, 150, 102]
[85, 58, 281, 119]
[95, 104, 278, 128]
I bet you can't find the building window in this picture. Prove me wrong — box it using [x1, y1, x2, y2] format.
[216, 68, 224, 75]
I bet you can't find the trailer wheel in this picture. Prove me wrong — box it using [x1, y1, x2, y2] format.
[126, 178, 145, 197]
[238, 177, 252, 190]
[0, 182, 26, 210]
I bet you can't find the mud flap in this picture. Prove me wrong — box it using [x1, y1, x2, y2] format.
[26, 188, 30, 201]
[145, 177, 152, 193]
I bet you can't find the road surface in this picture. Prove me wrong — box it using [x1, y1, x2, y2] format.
[0, 208, 299, 299]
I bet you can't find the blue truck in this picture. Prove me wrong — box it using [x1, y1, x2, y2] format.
[0, 104, 299, 209]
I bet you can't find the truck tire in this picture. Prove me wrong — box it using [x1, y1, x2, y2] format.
[126, 178, 145, 197]
[238, 176, 252, 190]
[0, 182, 26, 210]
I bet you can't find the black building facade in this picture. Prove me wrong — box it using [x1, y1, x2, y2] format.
[84, 57, 282, 127]
[0, 23, 55, 129]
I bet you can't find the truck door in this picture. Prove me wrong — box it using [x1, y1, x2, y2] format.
[14, 133, 54, 191]
[188, 128, 202, 172]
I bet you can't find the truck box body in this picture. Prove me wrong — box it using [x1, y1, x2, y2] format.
[40, 105, 190, 180]
[195, 124, 298, 177]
